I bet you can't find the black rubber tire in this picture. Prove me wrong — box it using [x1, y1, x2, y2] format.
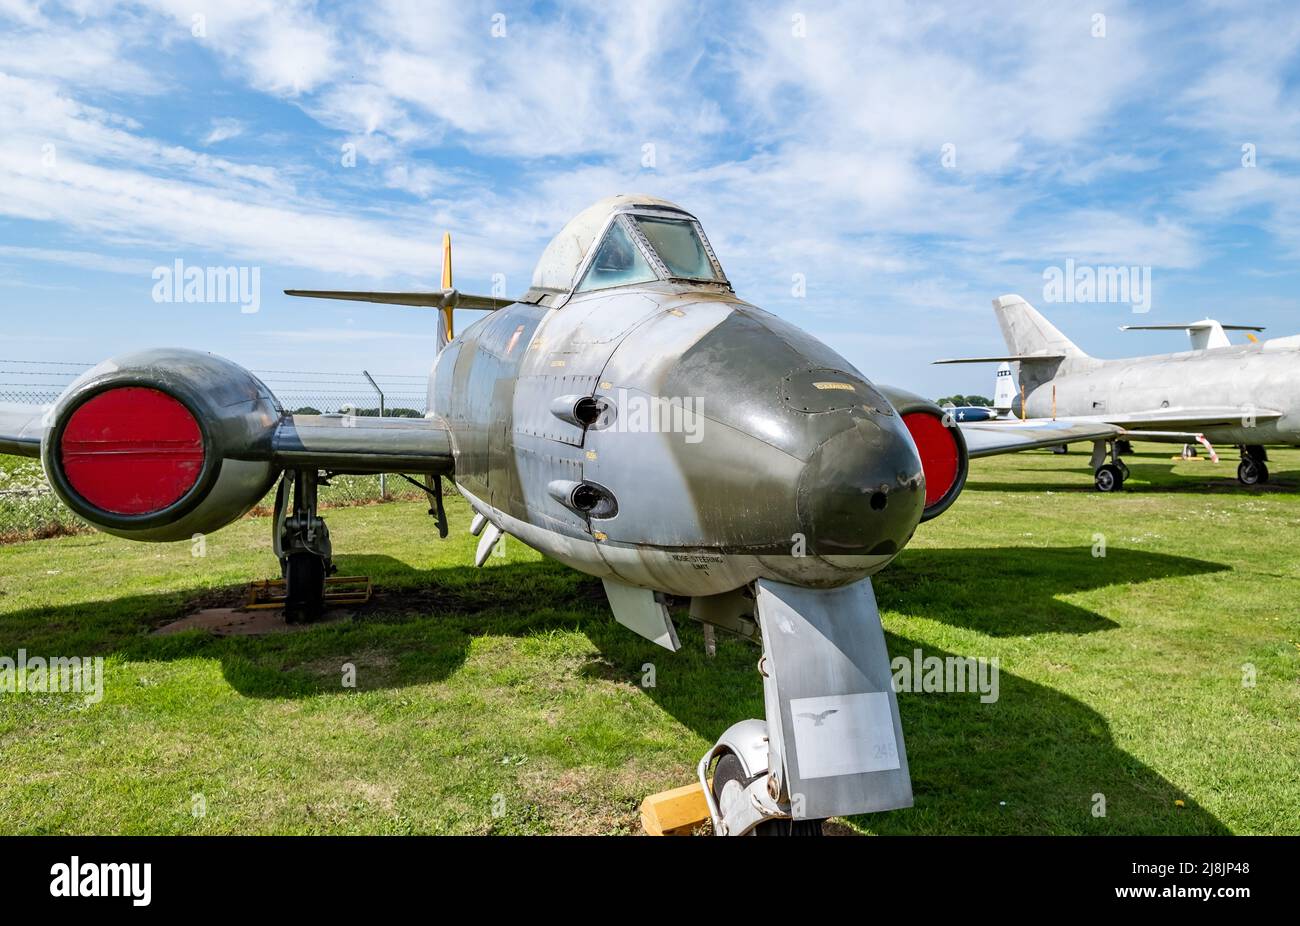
[284, 551, 326, 623]
[1095, 463, 1124, 492]
[1238, 459, 1268, 486]
[710, 753, 824, 836]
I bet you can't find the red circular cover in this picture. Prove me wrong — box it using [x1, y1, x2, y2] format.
[61, 387, 205, 515]
[902, 412, 959, 508]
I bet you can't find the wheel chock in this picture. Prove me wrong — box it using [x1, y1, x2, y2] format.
[245, 575, 372, 610]
[640, 781, 711, 836]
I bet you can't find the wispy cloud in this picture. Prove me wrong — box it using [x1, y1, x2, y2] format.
[0, 0, 1298, 389]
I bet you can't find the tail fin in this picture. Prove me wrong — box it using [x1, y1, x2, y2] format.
[993, 294, 1088, 360]
[993, 362, 1015, 417]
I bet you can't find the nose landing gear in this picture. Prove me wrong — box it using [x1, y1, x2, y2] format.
[696, 577, 912, 836]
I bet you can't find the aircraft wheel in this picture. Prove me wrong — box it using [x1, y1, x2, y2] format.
[710, 753, 823, 836]
[1238, 459, 1269, 486]
[284, 551, 327, 623]
[1095, 464, 1124, 492]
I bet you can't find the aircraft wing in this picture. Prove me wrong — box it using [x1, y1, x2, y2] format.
[1, 399, 454, 477]
[959, 417, 1124, 458]
[270, 414, 454, 475]
[1088, 406, 1281, 431]
[0, 403, 49, 458]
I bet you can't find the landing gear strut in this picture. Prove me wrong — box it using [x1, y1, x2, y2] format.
[698, 579, 910, 836]
[1238, 445, 1269, 486]
[1091, 439, 1129, 492]
[274, 469, 334, 622]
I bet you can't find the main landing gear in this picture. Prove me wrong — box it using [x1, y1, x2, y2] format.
[1090, 439, 1130, 492]
[1237, 445, 1269, 486]
[274, 469, 335, 622]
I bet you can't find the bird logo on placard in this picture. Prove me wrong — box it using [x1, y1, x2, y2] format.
[797, 709, 839, 727]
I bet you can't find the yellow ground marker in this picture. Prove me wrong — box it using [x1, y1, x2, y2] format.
[640, 781, 711, 836]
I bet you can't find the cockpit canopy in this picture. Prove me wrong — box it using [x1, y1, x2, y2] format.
[529, 194, 729, 299]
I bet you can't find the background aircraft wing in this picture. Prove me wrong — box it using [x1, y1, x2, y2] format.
[959, 417, 1123, 458]
[1092, 406, 1281, 431]
[0, 403, 48, 458]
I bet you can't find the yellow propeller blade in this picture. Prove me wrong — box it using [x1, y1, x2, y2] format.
[440, 232, 454, 342]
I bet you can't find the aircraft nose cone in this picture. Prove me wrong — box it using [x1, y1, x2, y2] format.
[797, 418, 925, 557]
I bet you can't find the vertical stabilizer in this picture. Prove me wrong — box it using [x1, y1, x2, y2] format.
[993, 362, 1015, 417]
[992, 294, 1089, 359]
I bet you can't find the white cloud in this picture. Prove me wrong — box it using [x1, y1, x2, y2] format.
[201, 118, 245, 146]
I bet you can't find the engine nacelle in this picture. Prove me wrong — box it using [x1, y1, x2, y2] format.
[40, 349, 283, 541]
[877, 385, 969, 522]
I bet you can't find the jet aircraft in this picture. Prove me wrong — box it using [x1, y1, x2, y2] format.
[0, 196, 1115, 834]
[936, 295, 1292, 490]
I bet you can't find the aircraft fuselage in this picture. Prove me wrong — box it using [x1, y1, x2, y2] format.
[1023, 340, 1300, 446]
[430, 282, 928, 598]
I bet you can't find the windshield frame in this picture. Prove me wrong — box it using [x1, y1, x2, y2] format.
[570, 209, 730, 297]
[625, 213, 727, 284]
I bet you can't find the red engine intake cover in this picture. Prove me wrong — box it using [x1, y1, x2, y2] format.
[61, 387, 206, 516]
[902, 411, 959, 508]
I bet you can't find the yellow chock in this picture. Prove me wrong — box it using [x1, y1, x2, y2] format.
[640, 781, 711, 836]
[245, 575, 373, 610]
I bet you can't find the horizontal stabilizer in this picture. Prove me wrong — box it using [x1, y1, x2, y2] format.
[284, 289, 512, 311]
[1120, 322, 1264, 332]
[1120, 319, 1265, 351]
[932, 353, 1065, 365]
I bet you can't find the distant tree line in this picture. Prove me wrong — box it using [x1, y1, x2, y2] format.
[935, 394, 993, 407]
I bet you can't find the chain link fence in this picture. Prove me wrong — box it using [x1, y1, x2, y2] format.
[0, 361, 433, 542]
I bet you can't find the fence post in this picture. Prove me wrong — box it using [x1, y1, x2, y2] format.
[362, 370, 386, 500]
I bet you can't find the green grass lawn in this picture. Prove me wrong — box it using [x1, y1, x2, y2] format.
[0, 444, 1297, 835]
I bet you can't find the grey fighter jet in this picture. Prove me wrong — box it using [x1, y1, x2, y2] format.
[0, 196, 1115, 835]
[937, 295, 1294, 490]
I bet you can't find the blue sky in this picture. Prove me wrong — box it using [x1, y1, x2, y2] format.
[2, 0, 1300, 398]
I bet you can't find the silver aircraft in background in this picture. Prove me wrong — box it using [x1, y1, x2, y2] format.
[936, 295, 1299, 491]
[0, 196, 1114, 835]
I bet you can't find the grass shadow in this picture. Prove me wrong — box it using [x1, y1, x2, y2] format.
[0, 556, 609, 700]
[876, 545, 1231, 636]
[0, 542, 1234, 833]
